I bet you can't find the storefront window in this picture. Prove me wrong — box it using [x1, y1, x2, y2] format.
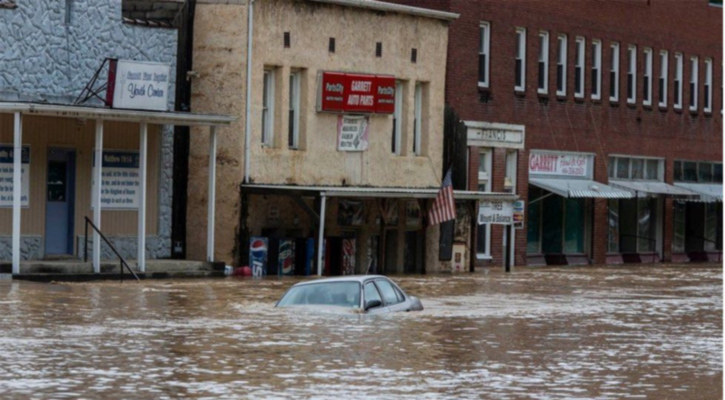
[476, 224, 488, 257]
[699, 162, 713, 183]
[616, 158, 630, 179]
[637, 198, 657, 253]
[542, 195, 564, 254]
[564, 198, 585, 253]
[683, 161, 698, 182]
[608, 199, 620, 253]
[714, 164, 723, 183]
[527, 186, 543, 254]
[631, 159, 644, 179]
[673, 201, 686, 253]
[704, 203, 720, 251]
[674, 161, 683, 182]
[646, 160, 659, 180]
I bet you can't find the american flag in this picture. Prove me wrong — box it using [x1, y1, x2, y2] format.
[428, 168, 456, 226]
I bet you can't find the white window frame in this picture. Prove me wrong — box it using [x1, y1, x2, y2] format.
[556, 34, 567, 96]
[674, 53, 683, 109]
[538, 31, 549, 94]
[515, 28, 526, 92]
[627, 45, 637, 104]
[704, 58, 713, 113]
[477, 149, 493, 259]
[610, 42, 620, 102]
[690, 56, 699, 112]
[262, 69, 275, 147]
[643, 48, 653, 106]
[392, 81, 403, 155]
[575, 36, 585, 98]
[591, 39, 602, 100]
[413, 82, 422, 156]
[478, 22, 491, 88]
[288, 71, 301, 149]
[659, 50, 668, 108]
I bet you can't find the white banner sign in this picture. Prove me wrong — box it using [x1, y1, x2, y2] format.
[0, 145, 30, 207]
[529, 152, 589, 177]
[111, 60, 171, 111]
[92, 150, 140, 209]
[478, 200, 514, 225]
[337, 115, 369, 151]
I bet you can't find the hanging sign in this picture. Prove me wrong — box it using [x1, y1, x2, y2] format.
[107, 59, 171, 111]
[317, 71, 395, 114]
[92, 150, 140, 209]
[478, 200, 514, 225]
[0, 145, 30, 207]
[337, 115, 369, 151]
[529, 152, 590, 177]
[513, 200, 525, 229]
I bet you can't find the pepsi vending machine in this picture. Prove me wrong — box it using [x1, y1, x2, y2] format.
[249, 237, 268, 277]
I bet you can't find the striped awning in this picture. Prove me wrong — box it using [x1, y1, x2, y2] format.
[673, 183, 723, 202]
[529, 178, 634, 199]
[609, 180, 699, 199]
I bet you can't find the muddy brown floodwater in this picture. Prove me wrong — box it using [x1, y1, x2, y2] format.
[0, 265, 721, 399]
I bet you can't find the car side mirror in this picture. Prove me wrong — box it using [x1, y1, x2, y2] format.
[365, 299, 382, 311]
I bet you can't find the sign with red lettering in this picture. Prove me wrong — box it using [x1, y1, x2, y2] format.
[317, 71, 395, 114]
[529, 152, 590, 177]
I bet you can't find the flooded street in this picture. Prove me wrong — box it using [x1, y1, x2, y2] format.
[0, 265, 721, 399]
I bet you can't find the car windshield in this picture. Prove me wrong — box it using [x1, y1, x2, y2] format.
[277, 282, 361, 308]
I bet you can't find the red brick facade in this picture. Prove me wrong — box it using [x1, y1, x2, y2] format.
[388, 0, 722, 266]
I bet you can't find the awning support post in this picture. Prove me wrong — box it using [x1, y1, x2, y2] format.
[137, 122, 148, 272]
[207, 126, 217, 262]
[93, 120, 104, 273]
[316, 193, 327, 276]
[11, 112, 22, 275]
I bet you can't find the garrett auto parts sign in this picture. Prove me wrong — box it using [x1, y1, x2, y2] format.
[317, 71, 395, 114]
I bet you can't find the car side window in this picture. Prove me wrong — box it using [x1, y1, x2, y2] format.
[393, 285, 405, 302]
[364, 282, 382, 307]
[375, 280, 402, 306]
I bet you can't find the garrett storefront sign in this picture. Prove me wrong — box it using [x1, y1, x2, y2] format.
[529, 151, 590, 177]
[317, 71, 395, 114]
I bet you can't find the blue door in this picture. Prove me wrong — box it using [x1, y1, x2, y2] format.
[45, 148, 76, 255]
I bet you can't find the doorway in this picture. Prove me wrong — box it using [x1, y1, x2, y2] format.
[45, 148, 76, 256]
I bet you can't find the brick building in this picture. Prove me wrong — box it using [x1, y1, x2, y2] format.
[387, 0, 723, 266]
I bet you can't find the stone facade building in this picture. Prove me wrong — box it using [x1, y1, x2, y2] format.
[387, 0, 723, 267]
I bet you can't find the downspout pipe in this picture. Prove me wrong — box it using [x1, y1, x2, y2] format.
[244, 0, 255, 183]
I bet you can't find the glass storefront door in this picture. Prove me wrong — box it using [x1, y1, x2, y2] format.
[527, 186, 586, 255]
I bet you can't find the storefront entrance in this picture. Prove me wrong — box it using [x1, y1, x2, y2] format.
[673, 201, 722, 261]
[44, 148, 76, 256]
[527, 186, 588, 264]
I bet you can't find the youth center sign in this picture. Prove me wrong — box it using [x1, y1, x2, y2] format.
[317, 71, 395, 114]
[107, 59, 171, 111]
[0, 145, 30, 207]
[92, 150, 141, 209]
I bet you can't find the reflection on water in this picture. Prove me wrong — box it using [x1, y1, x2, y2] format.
[0, 265, 721, 399]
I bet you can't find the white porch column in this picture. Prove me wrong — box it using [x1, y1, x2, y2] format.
[316, 193, 327, 276]
[11, 112, 22, 275]
[207, 126, 217, 262]
[137, 122, 148, 272]
[93, 120, 103, 273]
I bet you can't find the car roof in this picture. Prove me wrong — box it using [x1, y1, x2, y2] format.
[291, 275, 388, 287]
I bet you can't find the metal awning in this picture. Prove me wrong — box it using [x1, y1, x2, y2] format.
[241, 183, 518, 201]
[0, 102, 236, 126]
[529, 178, 633, 199]
[674, 183, 723, 202]
[609, 180, 699, 198]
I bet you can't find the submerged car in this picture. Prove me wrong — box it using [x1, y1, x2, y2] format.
[276, 275, 423, 314]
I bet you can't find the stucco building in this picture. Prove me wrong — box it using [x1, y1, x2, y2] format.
[187, 0, 516, 274]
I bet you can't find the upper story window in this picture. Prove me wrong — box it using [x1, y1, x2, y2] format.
[574, 37, 585, 98]
[288, 71, 301, 149]
[643, 48, 653, 106]
[262, 69, 275, 147]
[591, 39, 602, 100]
[674, 53, 684, 109]
[538, 31, 549, 94]
[659, 50, 668, 108]
[704, 58, 713, 113]
[479, 22, 491, 88]
[515, 28, 527, 92]
[690, 56, 699, 111]
[477, 149, 492, 191]
[610, 42, 620, 102]
[627, 45, 637, 104]
[674, 160, 723, 183]
[556, 34, 567, 96]
[392, 81, 403, 155]
[413, 82, 423, 156]
[609, 156, 663, 181]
